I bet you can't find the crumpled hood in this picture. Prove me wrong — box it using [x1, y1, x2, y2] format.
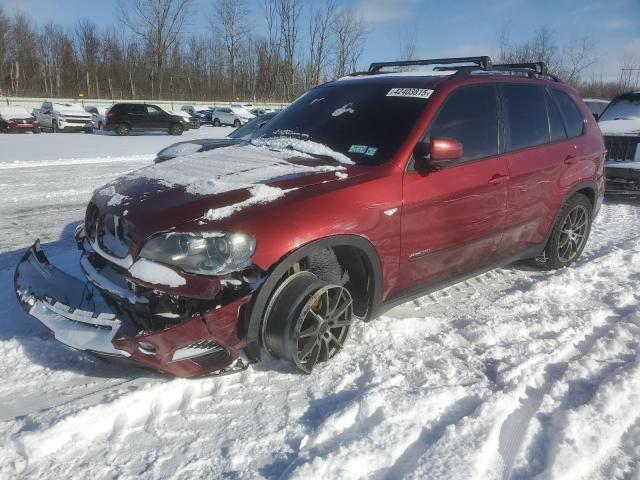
[90, 144, 358, 248]
[598, 118, 640, 137]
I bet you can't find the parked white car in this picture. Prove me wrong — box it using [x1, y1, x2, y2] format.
[211, 106, 255, 127]
[37, 102, 93, 133]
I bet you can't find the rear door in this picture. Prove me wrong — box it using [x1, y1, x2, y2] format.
[395, 84, 509, 295]
[127, 104, 146, 130]
[497, 84, 563, 255]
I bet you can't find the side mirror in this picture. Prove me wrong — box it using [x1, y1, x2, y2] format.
[413, 137, 463, 171]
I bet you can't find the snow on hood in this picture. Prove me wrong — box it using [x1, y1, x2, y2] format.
[53, 103, 92, 116]
[598, 119, 640, 137]
[97, 144, 347, 223]
[0, 106, 33, 120]
[135, 144, 346, 195]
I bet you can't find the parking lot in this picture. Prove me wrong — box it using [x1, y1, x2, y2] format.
[1, 129, 640, 478]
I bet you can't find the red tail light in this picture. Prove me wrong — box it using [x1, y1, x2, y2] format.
[106, 111, 115, 119]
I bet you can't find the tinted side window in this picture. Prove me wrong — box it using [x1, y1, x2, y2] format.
[545, 90, 567, 142]
[502, 84, 549, 151]
[428, 85, 498, 162]
[551, 90, 584, 138]
[146, 106, 161, 116]
[129, 104, 145, 115]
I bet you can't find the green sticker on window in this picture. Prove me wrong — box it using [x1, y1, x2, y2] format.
[348, 145, 368, 154]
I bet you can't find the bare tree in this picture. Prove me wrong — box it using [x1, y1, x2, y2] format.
[0, 8, 8, 96]
[399, 32, 417, 62]
[278, 0, 302, 99]
[119, 0, 192, 97]
[75, 19, 101, 96]
[305, 0, 335, 89]
[212, 0, 248, 99]
[496, 25, 596, 86]
[331, 8, 366, 78]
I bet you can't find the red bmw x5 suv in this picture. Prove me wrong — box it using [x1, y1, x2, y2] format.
[15, 57, 605, 377]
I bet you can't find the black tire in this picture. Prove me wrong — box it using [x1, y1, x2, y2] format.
[233, 119, 241, 128]
[52, 120, 58, 133]
[84, 127, 93, 134]
[169, 123, 184, 136]
[537, 193, 592, 269]
[33, 128, 41, 134]
[115, 123, 130, 136]
[212, 118, 221, 127]
[263, 271, 354, 373]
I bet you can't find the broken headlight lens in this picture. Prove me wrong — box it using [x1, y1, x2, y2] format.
[138, 232, 256, 276]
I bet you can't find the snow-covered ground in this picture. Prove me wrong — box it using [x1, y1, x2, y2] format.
[1, 130, 640, 479]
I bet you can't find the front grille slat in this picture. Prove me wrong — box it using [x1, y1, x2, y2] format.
[605, 136, 639, 162]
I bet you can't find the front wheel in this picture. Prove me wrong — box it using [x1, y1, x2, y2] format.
[537, 193, 592, 269]
[52, 120, 58, 133]
[212, 118, 221, 127]
[169, 123, 184, 136]
[263, 271, 354, 373]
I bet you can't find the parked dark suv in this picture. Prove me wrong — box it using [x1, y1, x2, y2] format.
[104, 103, 187, 136]
[15, 57, 605, 378]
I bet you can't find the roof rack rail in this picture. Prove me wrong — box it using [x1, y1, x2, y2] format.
[493, 62, 547, 75]
[368, 56, 492, 73]
[346, 56, 561, 82]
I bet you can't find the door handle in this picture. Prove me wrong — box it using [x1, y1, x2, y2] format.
[564, 155, 578, 165]
[488, 174, 509, 185]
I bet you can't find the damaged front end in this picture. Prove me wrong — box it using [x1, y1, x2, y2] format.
[14, 229, 264, 377]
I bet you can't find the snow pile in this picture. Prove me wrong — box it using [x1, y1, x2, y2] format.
[128, 258, 186, 287]
[251, 138, 354, 164]
[598, 118, 640, 137]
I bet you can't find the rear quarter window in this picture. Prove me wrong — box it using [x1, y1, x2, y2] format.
[501, 84, 549, 151]
[551, 89, 584, 138]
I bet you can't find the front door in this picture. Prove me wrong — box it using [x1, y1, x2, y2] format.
[394, 84, 508, 296]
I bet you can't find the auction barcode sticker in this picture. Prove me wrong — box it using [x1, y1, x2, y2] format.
[386, 88, 434, 99]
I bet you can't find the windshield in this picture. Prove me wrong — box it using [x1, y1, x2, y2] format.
[254, 83, 430, 164]
[600, 96, 640, 121]
[229, 113, 276, 139]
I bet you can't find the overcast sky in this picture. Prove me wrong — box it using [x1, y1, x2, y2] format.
[1, 0, 638, 82]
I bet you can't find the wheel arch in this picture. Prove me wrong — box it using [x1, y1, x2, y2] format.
[543, 180, 598, 246]
[244, 234, 383, 357]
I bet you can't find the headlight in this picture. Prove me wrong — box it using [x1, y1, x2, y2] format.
[138, 232, 256, 276]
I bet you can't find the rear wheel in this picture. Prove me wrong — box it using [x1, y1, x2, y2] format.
[537, 193, 592, 269]
[233, 119, 241, 128]
[263, 271, 354, 373]
[213, 118, 221, 127]
[115, 123, 130, 136]
[52, 120, 58, 133]
[169, 123, 184, 136]
[33, 128, 41, 134]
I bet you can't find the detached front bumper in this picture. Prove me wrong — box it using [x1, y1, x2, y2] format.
[14, 241, 252, 377]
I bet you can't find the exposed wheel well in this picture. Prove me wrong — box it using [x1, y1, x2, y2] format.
[575, 187, 595, 210]
[243, 235, 383, 360]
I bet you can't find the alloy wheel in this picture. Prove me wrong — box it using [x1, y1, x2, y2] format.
[557, 204, 588, 262]
[263, 271, 354, 373]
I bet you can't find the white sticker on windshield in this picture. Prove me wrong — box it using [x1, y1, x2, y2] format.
[386, 88, 434, 99]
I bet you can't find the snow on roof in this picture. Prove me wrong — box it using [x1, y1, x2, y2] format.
[0, 105, 32, 119]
